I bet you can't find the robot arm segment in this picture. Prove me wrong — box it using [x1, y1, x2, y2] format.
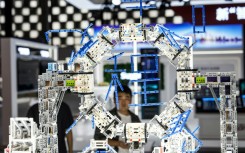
[79, 95, 123, 139]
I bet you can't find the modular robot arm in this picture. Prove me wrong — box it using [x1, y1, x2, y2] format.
[5, 23, 237, 153]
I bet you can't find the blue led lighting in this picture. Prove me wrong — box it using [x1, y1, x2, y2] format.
[202, 97, 220, 102]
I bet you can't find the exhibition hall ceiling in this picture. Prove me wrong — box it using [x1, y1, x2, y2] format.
[67, 0, 245, 10]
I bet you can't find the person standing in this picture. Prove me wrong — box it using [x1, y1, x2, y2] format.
[94, 85, 140, 153]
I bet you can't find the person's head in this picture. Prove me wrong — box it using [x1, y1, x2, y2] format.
[114, 85, 132, 112]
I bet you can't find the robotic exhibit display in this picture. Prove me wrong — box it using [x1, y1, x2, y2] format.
[5, 1, 238, 153]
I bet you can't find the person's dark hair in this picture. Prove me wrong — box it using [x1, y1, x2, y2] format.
[113, 85, 132, 100]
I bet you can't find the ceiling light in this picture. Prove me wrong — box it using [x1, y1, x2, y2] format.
[40, 50, 50, 57]
[0, 1, 5, 8]
[18, 47, 30, 55]
[112, 0, 121, 5]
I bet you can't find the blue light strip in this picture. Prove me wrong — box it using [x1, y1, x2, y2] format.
[192, 5, 206, 33]
[170, 112, 183, 135]
[133, 90, 159, 95]
[81, 145, 90, 153]
[105, 52, 126, 73]
[183, 127, 203, 152]
[107, 52, 124, 60]
[105, 53, 125, 105]
[129, 78, 160, 83]
[76, 39, 98, 57]
[162, 110, 191, 139]
[157, 25, 188, 51]
[105, 79, 113, 101]
[157, 24, 188, 40]
[66, 112, 84, 134]
[45, 23, 93, 43]
[181, 140, 186, 153]
[92, 115, 95, 129]
[68, 51, 75, 65]
[129, 102, 164, 106]
[105, 74, 124, 105]
[202, 97, 221, 102]
[192, 126, 200, 134]
[67, 39, 98, 65]
[140, 0, 142, 18]
[45, 23, 96, 65]
[104, 69, 126, 73]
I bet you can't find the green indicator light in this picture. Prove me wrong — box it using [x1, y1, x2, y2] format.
[195, 77, 206, 84]
[66, 80, 75, 87]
